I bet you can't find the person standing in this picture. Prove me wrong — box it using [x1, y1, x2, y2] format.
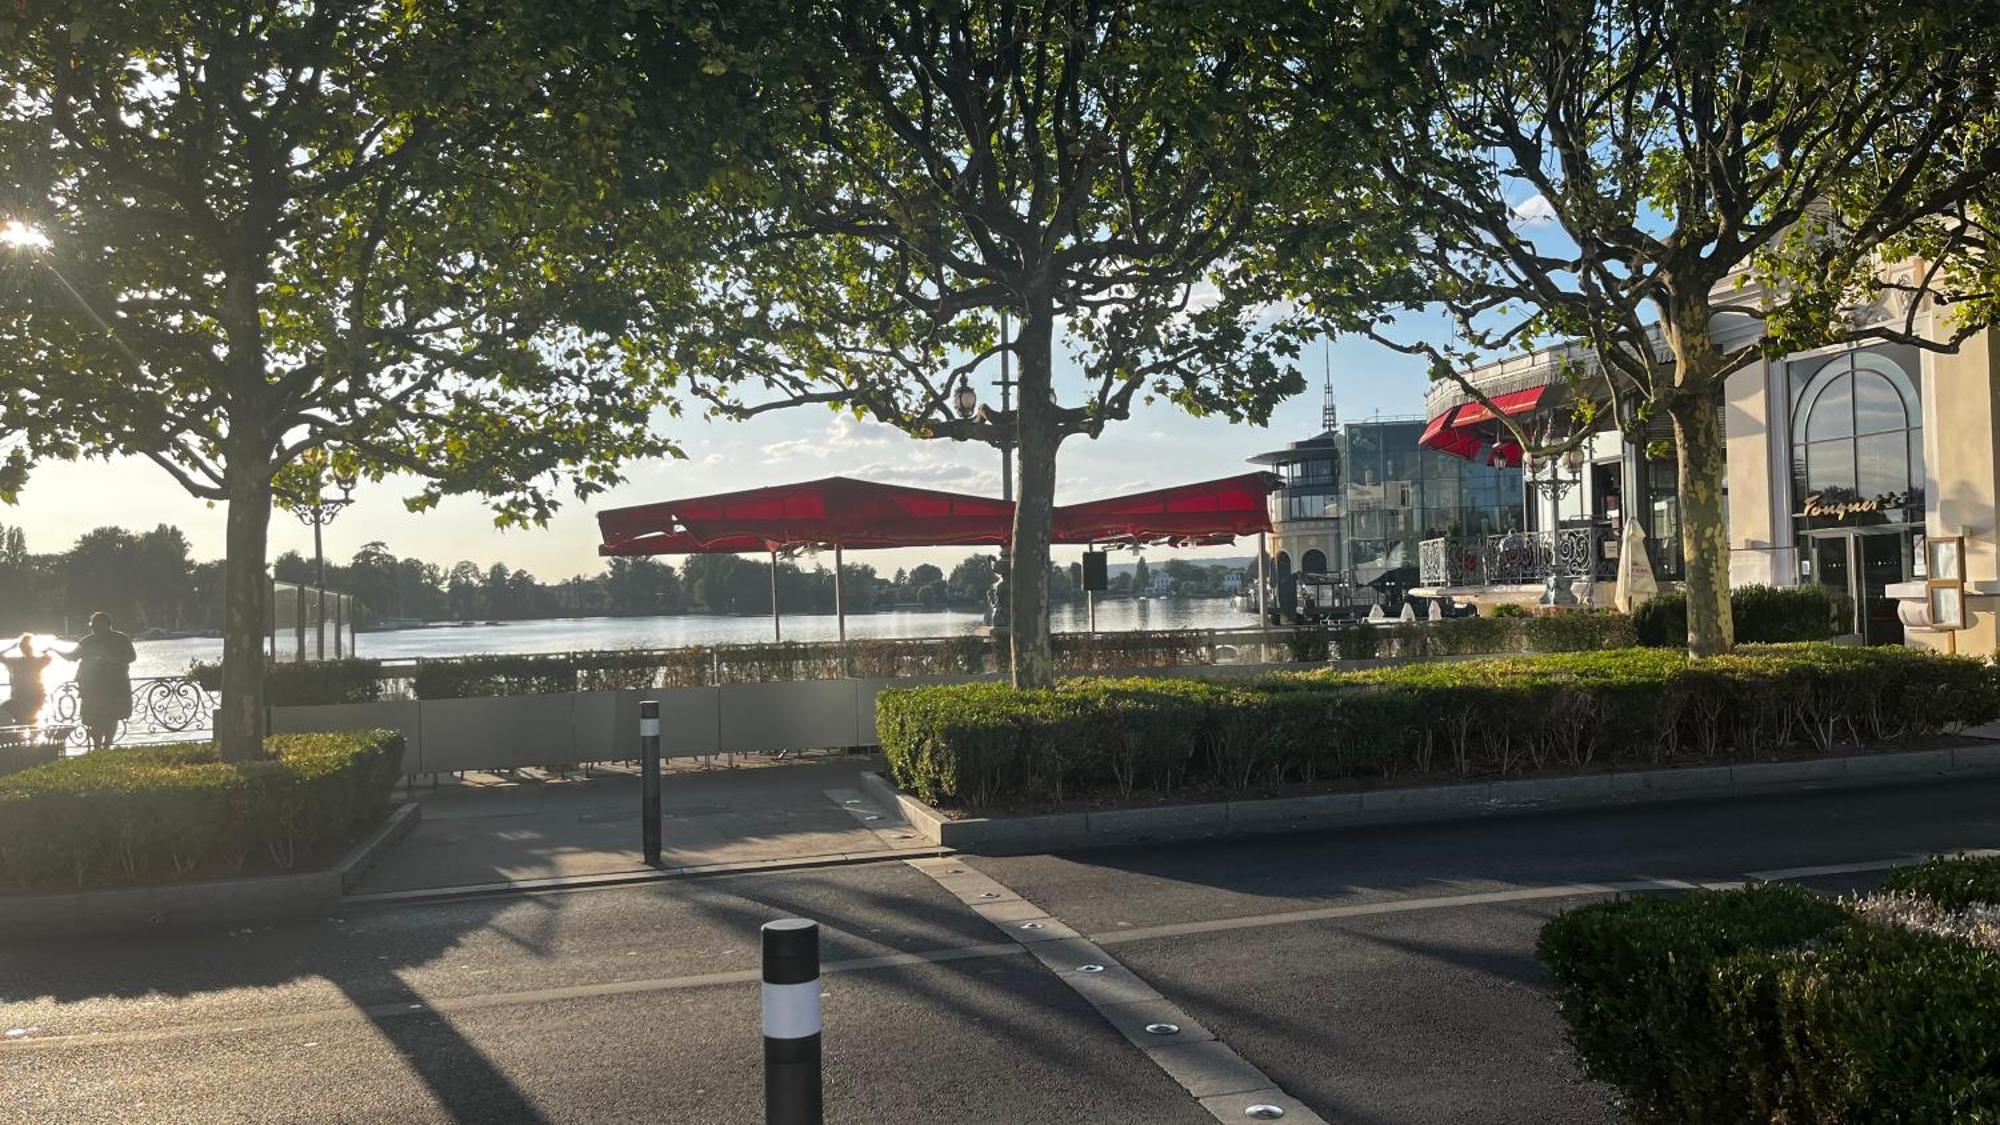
[0, 635, 52, 725]
[68, 613, 136, 751]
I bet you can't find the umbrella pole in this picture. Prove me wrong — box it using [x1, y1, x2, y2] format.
[834, 545, 847, 676]
[770, 549, 782, 643]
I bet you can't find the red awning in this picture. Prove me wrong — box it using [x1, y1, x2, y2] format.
[1052, 472, 1277, 546]
[597, 473, 1278, 556]
[596, 477, 1018, 556]
[1452, 385, 1547, 427]
[1418, 406, 1487, 460]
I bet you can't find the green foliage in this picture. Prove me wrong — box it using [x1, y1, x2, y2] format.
[0, 3, 699, 753]
[1331, 621, 1382, 660]
[876, 645, 2000, 808]
[1490, 603, 1530, 618]
[1539, 861, 2000, 1124]
[1522, 609, 1639, 652]
[1536, 884, 1855, 1123]
[0, 731, 404, 889]
[1284, 620, 1331, 663]
[1881, 854, 2000, 911]
[1634, 586, 1847, 647]
[192, 659, 383, 706]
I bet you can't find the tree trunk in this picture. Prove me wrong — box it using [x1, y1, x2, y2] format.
[1008, 308, 1060, 689]
[1662, 297, 1734, 658]
[216, 457, 274, 762]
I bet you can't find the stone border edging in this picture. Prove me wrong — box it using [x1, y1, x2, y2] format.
[862, 742, 2000, 854]
[0, 802, 422, 942]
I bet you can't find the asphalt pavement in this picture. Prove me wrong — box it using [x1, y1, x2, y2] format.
[5, 775, 1997, 1124]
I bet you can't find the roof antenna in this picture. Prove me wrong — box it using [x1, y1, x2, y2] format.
[1320, 341, 1337, 433]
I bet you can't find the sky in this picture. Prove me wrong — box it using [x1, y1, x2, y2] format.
[3, 312, 1465, 579]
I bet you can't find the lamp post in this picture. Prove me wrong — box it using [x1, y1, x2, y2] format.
[288, 466, 358, 660]
[1525, 439, 1588, 606]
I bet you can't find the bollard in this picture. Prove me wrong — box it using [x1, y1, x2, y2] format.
[640, 700, 661, 867]
[762, 918, 823, 1125]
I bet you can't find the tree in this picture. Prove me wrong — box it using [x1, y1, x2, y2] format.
[0, 2, 681, 757]
[947, 554, 999, 607]
[446, 561, 484, 621]
[645, 0, 1347, 686]
[63, 527, 138, 626]
[1133, 555, 1152, 596]
[1280, 0, 2000, 655]
[131, 524, 194, 628]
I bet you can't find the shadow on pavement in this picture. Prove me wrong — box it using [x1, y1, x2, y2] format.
[0, 896, 548, 1123]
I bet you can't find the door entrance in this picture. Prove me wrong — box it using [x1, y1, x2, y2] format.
[1802, 529, 1912, 645]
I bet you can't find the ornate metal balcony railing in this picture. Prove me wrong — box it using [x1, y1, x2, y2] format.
[44, 676, 216, 748]
[1418, 528, 1600, 589]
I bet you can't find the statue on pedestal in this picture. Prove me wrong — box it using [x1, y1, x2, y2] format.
[986, 554, 1011, 630]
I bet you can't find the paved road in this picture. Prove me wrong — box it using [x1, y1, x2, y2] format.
[6, 776, 1997, 1123]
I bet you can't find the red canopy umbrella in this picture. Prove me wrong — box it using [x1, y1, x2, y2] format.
[597, 472, 1281, 643]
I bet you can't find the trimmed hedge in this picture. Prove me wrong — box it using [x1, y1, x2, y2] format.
[0, 730, 404, 890]
[1881, 853, 2000, 911]
[192, 659, 384, 706]
[1539, 860, 2000, 1123]
[877, 645, 2000, 808]
[1633, 584, 1848, 647]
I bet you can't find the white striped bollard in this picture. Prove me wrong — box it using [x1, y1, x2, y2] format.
[640, 700, 661, 867]
[762, 917, 823, 1125]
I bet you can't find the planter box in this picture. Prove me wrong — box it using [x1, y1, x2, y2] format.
[0, 803, 419, 940]
[872, 740, 2000, 854]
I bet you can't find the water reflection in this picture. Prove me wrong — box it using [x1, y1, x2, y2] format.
[6, 598, 1254, 688]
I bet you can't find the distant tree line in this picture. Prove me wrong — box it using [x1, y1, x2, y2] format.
[0, 522, 1152, 635]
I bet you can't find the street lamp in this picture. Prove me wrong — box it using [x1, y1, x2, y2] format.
[289, 464, 359, 660]
[953, 373, 978, 419]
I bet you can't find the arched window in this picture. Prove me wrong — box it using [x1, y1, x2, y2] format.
[1301, 549, 1328, 575]
[1791, 348, 1923, 525]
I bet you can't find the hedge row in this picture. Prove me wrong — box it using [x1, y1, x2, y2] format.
[1633, 584, 1846, 647]
[0, 730, 405, 890]
[192, 659, 384, 706]
[1317, 609, 1638, 661]
[877, 645, 2000, 809]
[1538, 858, 2000, 1123]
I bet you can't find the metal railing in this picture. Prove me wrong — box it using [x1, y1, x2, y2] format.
[1418, 528, 1600, 588]
[39, 676, 216, 749]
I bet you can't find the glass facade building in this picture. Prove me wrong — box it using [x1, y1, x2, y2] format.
[1251, 418, 1523, 610]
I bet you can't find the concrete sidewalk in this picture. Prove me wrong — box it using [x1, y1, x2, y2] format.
[355, 753, 927, 894]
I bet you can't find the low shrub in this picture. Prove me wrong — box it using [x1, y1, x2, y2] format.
[1880, 853, 2000, 910]
[1537, 884, 1851, 1122]
[1522, 608, 1638, 652]
[1539, 860, 2000, 1123]
[1283, 620, 1331, 663]
[876, 645, 2000, 808]
[0, 730, 404, 890]
[191, 658, 384, 705]
[1634, 585, 1847, 647]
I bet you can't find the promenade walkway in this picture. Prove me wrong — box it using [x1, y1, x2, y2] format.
[355, 752, 928, 895]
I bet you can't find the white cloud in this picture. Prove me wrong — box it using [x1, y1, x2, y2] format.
[1512, 193, 1559, 225]
[847, 457, 1000, 493]
[762, 414, 897, 463]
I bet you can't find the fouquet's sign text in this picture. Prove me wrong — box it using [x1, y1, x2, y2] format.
[1799, 490, 1913, 521]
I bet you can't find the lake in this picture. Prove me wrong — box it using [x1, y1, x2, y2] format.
[5, 596, 1255, 691]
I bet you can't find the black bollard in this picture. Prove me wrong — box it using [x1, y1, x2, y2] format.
[762, 918, 823, 1125]
[640, 699, 661, 867]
